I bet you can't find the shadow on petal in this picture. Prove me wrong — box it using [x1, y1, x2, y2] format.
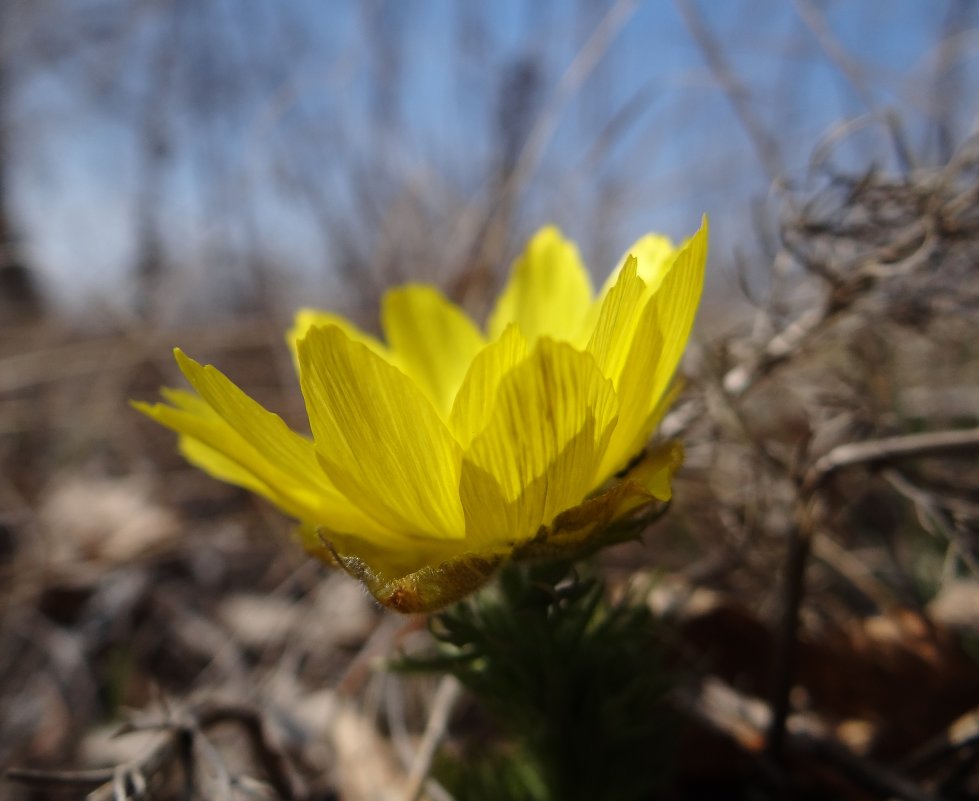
[514, 441, 682, 563]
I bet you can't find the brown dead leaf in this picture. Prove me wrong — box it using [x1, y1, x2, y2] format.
[40, 475, 178, 567]
[218, 594, 302, 650]
[330, 699, 407, 801]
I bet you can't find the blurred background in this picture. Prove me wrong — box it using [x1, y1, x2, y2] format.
[3, 0, 975, 323]
[2, 1, 979, 799]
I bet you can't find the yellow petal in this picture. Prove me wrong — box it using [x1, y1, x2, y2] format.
[287, 307, 392, 368]
[648, 216, 709, 404]
[594, 297, 665, 478]
[178, 435, 286, 503]
[460, 338, 618, 543]
[578, 233, 676, 345]
[594, 219, 708, 479]
[457, 460, 514, 548]
[487, 226, 594, 343]
[137, 358, 394, 539]
[298, 324, 466, 541]
[132, 389, 325, 524]
[173, 350, 326, 486]
[598, 232, 677, 298]
[132, 390, 320, 519]
[320, 442, 683, 613]
[595, 379, 685, 485]
[381, 285, 485, 415]
[516, 441, 684, 562]
[585, 255, 647, 383]
[461, 419, 607, 547]
[585, 256, 663, 478]
[154, 389, 276, 502]
[449, 323, 528, 447]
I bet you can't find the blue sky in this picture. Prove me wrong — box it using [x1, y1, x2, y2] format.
[9, 0, 976, 317]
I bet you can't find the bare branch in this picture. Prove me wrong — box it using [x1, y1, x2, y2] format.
[401, 676, 463, 801]
[805, 427, 979, 492]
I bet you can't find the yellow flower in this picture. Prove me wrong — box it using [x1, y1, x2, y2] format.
[135, 219, 708, 612]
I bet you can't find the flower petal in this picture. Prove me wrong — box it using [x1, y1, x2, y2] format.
[298, 324, 466, 541]
[647, 216, 709, 404]
[515, 442, 684, 561]
[488, 226, 593, 343]
[460, 338, 618, 543]
[172, 350, 326, 487]
[461, 419, 606, 547]
[585, 256, 662, 478]
[381, 285, 485, 415]
[593, 219, 708, 478]
[178, 435, 292, 505]
[322, 442, 684, 613]
[287, 307, 393, 368]
[133, 390, 321, 522]
[594, 297, 665, 478]
[598, 232, 677, 298]
[449, 323, 528, 447]
[585, 254, 647, 383]
[138, 355, 396, 539]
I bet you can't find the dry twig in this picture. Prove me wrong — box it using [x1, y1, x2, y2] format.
[6, 700, 309, 801]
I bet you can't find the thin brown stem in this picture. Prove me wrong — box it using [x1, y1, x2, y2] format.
[805, 427, 979, 493]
